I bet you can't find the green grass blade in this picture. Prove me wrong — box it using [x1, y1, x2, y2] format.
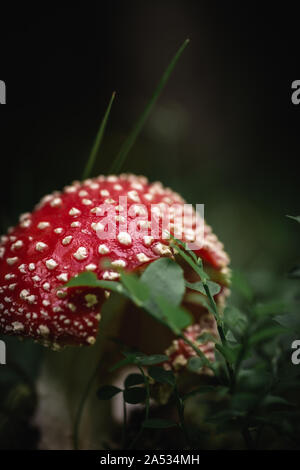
[109, 38, 190, 174]
[82, 91, 116, 180]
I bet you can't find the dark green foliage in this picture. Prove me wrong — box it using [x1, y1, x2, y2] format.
[90, 232, 300, 449]
[142, 419, 177, 429]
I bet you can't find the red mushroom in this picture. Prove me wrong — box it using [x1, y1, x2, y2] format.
[0, 174, 230, 350]
[164, 318, 217, 372]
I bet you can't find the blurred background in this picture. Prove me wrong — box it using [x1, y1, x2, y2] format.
[0, 2, 300, 449]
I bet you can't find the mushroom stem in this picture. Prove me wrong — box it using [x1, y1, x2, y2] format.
[33, 295, 126, 449]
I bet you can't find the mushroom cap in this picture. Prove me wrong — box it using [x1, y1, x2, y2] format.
[0, 174, 229, 348]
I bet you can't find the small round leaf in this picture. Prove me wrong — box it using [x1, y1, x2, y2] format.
[97, 385, 122, 400]
[123, 387, 147, 404]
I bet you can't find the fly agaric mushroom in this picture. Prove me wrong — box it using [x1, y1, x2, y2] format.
[0, 174, 230, 350]
[164, 319, 217, 372]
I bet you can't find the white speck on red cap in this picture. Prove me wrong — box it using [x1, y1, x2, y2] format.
[117, 232, 132, 246]
[73, 247, 88, 261]
[45, 259, 58, 270]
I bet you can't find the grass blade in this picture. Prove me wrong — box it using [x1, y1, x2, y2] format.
[82, 91, 116, 180]
[109, 38, 190, 174]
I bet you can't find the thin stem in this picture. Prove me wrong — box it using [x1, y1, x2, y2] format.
[139, 366, 150, 420]
[203, 283, 220, 323]
[82, 91, 116, 180]
[128, 427, 143, 450]
[109, 38, 190, 174]
[73, 363, 100, 450]
[122, 398, 127, 449]
[174, 385, 191, 447]
[179, 333, 215, 373]
[242, 426, 255, 450]
[128, 366, 150, 449]
[203, 283, 235, 386]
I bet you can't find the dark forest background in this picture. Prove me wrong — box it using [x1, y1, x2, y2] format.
[0, 2, 299, 273]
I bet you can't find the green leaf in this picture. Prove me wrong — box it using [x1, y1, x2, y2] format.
[97, 385, 122, 400]
[155, 297, 192, 334]
[65, 271, 102, 287]
[262, 395, 295, 407]
[123, 387, 146, 404]
[148, 367, 175, 386]
[238, 369, 272, 391]
[207, 409, 245, 423]
[185, 292, 211, 310]
[187, 356, 205, 373]
[124, 374, 145, 388]
[110, 39, 189, 174]
[110, 352, 168, 372]
[254, 301, 286, 317]
[82, 91, 116, 179]
[141, 258, 185, 307]
[170, 238, 208, 281]
[65, 272, 125, 295]
[275, 312, 300, 329]
[224, 306, 248, 341]
[185, 280, 221, 296]
[142, 419, 177, 429]
[231, 393, 259, 411]
[286, 215, 300, 223]
[288, 266, 300, 279]
[183, 385, 229, 400]
[215, 343, 241, 365]
[231, 270, 253, 301]
[120, 273, 150, 306]
[109, 352, 139, 372]
[197, 332, 217, 344]
[136, 354, 168, 366]
[248, 326, 287, 346]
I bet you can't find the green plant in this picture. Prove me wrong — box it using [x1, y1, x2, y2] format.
[69, 230, 300, 449]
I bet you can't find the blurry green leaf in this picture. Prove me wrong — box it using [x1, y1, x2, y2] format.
[112, 351, 168, 370]
[65, 271, 103, 287]
[237, 369, 272, 392]
[124, 374, 145, 388]
[155, 297, 192, 334]
[215, 343, 241, 365]
[141, 258, 185, 307]
[148, 367, 175, 386]
[262, 395, 295, 407]
[109, 351, 143, 372]
[185, 292, 211, 311]
[187, 356, 205, 372]
[171, 238, 208, 281]
[207, 409, 245, 423]
[120, 273, 150, 306]
[224, 306, 248, 341]
[110, 357, 133, 372]
[185, 280, 221, 296]
[183, 385, 229, 400]
[110, 38, 189, 174]
[123, 387, 146, 404]
[142, 419, 177, 429]
[275, 312, 300, 329]
[65, 272, 125, 295]
[231, 270, 253, 301]
[286, 215, 300, 223]
[288, 266, 300, 279]
[197, 332, 217, 344]
[82, 91, 116, 179]
[248, 326, 286, 346]
[254, 301, 286, 317]
[231, 393, 259, 411]
[137, 354, 168, 366]
[97, 385, 122, 400]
